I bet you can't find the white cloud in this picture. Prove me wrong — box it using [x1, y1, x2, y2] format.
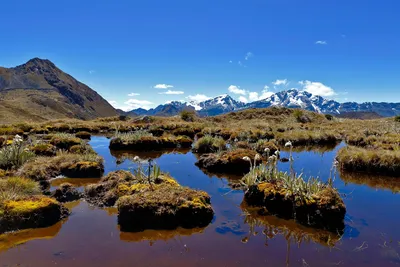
[228, 85, 247, 95]
[159, 90, 184, 95]
[229, 60, 233, 63]
[127, 93, 140, 97]
[89, 70, 95, 74]
[124, 99, 154, 110]
[186, 94, 210, 103]
[154, 84, 174, 89]
[248, 87, 274, 102]
[245, 52, 254, 60]
[108, 100, 118, 106]
[272, 79, 288, 86]
[239, 96, 248, 103]
[299, 80, 336, 97]
[248, 92, 259, 102]
[315, 40, 327, 45]
[263, 85, 270, 90]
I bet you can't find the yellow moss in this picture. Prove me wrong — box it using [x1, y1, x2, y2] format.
[6, 140, 13, 145]
[0, 169, 5, 177]
[5, 197, 58, 215]
[160, 176, 180, 187]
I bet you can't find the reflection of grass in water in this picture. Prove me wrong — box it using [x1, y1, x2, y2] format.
[280, 142, 340, 154]
[241, 203, 342, 248]
[50, 177, 100, 188]
[0, 221, 63, 252]
[110, 148, 191, 164]
[119, 227, 205, 244]
[340, 171, 400, 193]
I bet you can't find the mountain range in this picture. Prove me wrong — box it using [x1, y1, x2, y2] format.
[0, 58, 117, 123]
[0, 58, 399, 123]
[128, 89, 400, 118]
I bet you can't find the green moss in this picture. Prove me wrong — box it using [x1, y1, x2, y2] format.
[30, 143, 56, 156]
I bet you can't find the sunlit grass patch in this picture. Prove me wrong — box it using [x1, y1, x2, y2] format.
[193, 135, 226, 153]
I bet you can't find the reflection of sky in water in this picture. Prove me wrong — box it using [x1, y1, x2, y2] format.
[1, 136, 399, 267]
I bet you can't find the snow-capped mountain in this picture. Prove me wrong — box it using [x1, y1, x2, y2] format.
[127, 89, 400, 117]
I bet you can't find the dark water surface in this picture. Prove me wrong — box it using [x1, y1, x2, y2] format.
[1, 137, 399, 266]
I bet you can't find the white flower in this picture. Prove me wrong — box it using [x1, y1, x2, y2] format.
[268, 155, 277, 161]
[242, 156, 251, 162]
[254, 154, 261, 161]
[274, 150, 280, 156]
[13, 134, 23, 143]
[264, 148, 270, 153]
[285, 141, 293, 147]
[133, 156, 140, 162]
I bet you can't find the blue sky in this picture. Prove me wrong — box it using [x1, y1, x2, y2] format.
[1, 0, 400, 110]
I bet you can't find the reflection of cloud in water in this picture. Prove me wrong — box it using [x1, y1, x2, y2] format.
[0, 221, 64, 252]
[216, 220, 247, 235]
[240, 203, 344, 247]
[340, 170, 400, 193]
[120, 227, 206, 244]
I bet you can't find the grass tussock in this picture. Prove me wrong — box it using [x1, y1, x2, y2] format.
[50, 133, 82, 150]
[110, 131, 193, 150]
[337, 146, 400, 176]
[193, 135, 226, 153]
[18, 151, 104, 181]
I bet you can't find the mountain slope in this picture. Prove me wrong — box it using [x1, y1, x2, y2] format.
[0, 58, 117, 123]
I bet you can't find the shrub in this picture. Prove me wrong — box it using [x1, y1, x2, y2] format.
[325, 114, 334, 121]
[180, 110, 197, 122]
[193, 135, 226, 153]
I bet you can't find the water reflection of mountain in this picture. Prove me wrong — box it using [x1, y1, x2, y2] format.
[340, 171, 400, 193]
[0, 221, 64, 252]
[120, 227, 206, 244]
[110, 148, 191, 163]
[240, 203, 344, 248]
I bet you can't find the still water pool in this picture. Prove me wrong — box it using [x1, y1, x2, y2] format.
[0, 137, 399, 266]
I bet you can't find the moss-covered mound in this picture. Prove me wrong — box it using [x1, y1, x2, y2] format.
[244, 182, 346, 232]
[50, 135, 82, 150]
[75, 131, 91, 140]
[18, 153, 104, 181]
[85, 170, 214, 231]
[51, 183, 82, 202]
[117, 186, 213, 232]
[0, 196, 69, 233]
[254, 140, 279, 154]
[29, 143, 56, 156]
[337, 146, 400, 176]
[109, 135, 193, 150]
[195, 149, 262, 174]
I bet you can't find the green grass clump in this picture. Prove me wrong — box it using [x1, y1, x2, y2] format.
[337, 146, 400, 176]
[193, 135, 226, 153]
[180, 110, 197, 122]
[0, 177, 41, 203]
[18, 151, 104, 181]
[50, 133, 82, 150]
[0, 136, 36, 170]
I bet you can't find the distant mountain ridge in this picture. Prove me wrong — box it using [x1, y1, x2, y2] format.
[0, 58, 118, 123]
[129, 89, 400, 117]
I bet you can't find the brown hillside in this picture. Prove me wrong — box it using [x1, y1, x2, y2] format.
[0, 58, 117, 123]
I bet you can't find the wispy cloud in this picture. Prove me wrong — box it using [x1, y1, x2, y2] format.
[238, 61, 246, 67]
[154, 84, 174, 89]
[228, 85, 247, 95]
[127, 93, 140, 97]
[239, 96, 248, 103]
[245, 52, 254, 60]
[159, 90, 184, 95]
[272, 79, 288, 86]
[299, 80, 336, 97]
[124, 99, 154, 110]
[229, 60, 233, 63]
[315, 40, 327, 45]
[89, 70, 95, 74]
[186, 94, 210, 103]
